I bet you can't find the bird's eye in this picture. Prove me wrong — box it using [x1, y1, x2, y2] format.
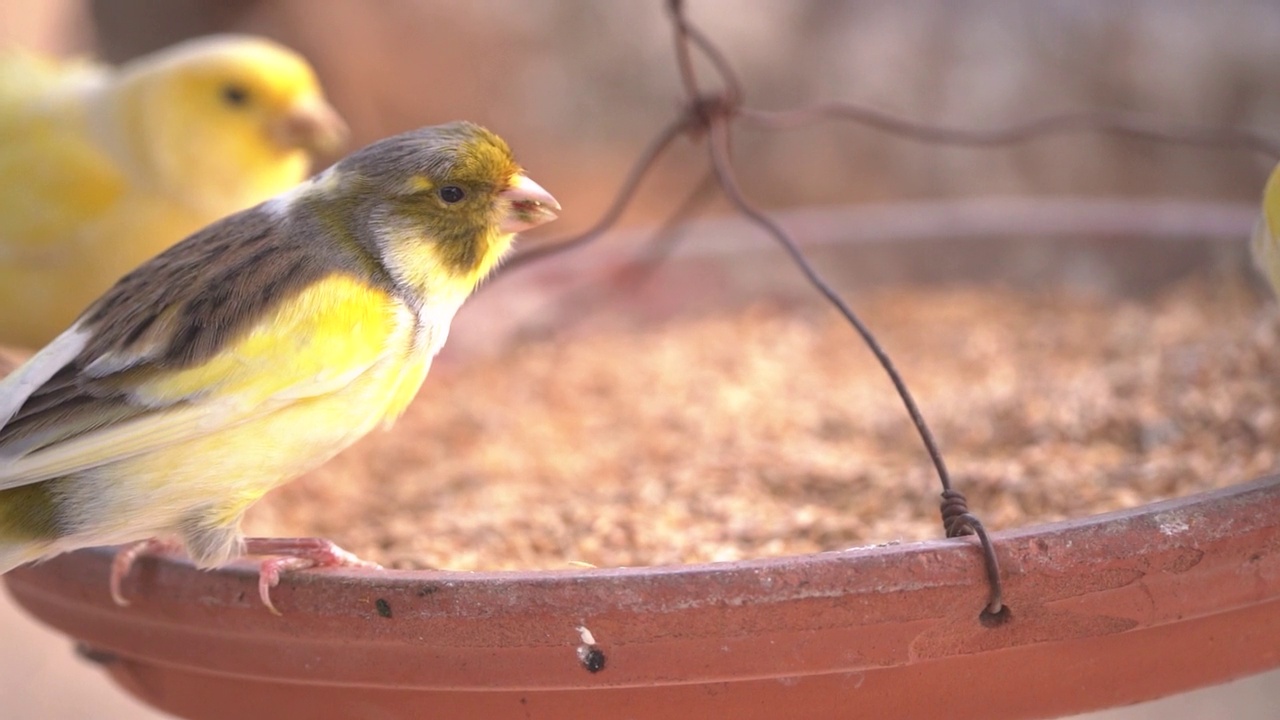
[220, 83, 250, 107]
[438, 185, 466, 204]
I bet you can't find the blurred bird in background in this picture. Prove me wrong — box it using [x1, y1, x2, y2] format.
[0, 34, 347, 348]
[0, 121, 559, 613]
[1252, 165, 1280, 300]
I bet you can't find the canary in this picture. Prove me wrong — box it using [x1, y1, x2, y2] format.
[1253, 164, 1280, 298]
[0, 34, 347, 349]
[0, 121, 559, 612]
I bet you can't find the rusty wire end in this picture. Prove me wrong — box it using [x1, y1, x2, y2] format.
[941, 488, 1006, 618]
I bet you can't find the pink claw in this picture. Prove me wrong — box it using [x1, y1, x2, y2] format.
[244, 537, 383, 615]
[109, 538, 181, 606]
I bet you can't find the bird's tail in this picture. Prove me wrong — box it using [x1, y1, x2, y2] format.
[0, 481, 64, 574]
[0, 541, 43, 575]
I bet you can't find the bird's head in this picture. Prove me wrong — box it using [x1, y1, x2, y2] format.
[115, 34, 347, 211]
[303, 121, 559, 300]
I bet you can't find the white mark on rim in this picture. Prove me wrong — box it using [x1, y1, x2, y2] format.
[1156, 513, 1190, 536]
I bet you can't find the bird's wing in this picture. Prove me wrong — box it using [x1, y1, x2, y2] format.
[0, 51, 101, 99]
[0, 273, 409, 489]
[0, 52, 125, 258]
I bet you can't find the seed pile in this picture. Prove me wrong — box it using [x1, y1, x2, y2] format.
[241, 278, 1280, 569]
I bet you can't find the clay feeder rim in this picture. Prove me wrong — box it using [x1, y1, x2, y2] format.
[7, 453, 1280, 695]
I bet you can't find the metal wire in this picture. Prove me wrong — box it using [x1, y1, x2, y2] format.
[667, 0, 1005, 617]
[494, 0, 1280, 619]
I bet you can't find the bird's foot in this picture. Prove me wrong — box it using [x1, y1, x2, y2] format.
[110, 538, 182, 606]
[243, 537, 382, 615]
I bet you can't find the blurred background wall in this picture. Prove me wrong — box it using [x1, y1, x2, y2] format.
[2, 0, 1278, 240]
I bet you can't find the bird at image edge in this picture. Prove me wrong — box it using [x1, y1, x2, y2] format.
[0, 121, 559, 613]
[1253, 163, 1280, 299]
[0, 34, 347, 348]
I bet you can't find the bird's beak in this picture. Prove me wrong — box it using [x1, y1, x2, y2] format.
[270, 99, 349, 156]
[499, 174, 561, 234]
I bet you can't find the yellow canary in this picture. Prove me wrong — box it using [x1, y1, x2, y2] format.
[0, 122, 559, 612]
[0, 34, 347, 349]
[1253, 164, 1280, 298]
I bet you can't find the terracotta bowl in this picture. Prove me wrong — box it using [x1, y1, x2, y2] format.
[6, 199, 1280, 720]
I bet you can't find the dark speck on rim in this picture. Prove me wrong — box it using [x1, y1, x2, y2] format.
[375, 598, 393, 618]
[578, 645, 606, 673]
